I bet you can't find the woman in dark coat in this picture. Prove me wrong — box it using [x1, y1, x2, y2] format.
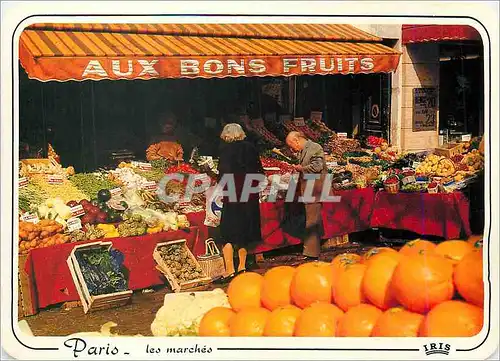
[217, 123, 264, 278]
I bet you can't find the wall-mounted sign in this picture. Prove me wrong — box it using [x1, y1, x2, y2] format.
[413, 88, 438, 132]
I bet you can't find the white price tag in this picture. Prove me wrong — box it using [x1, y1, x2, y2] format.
[47, 174, 64, 184]
[141, 181, 157, 191]
[293, 117, 305, 127]
[110, 187, 122, 197]
[70, 205, 85, 217]
[337, 132, 348, 139]
[137, 162, 152, 171]
[461, 134, 472, 142]
[402, 176, 416, 185]
[19, 177, 28, 188]
[67, 217, 82, 232]
[21, 213, 39, 224]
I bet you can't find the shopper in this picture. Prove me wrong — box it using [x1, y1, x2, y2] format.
[286, 131, 327, 260]
[217, 123, 264, 280]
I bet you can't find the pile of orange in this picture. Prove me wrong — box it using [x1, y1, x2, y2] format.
[198, 237, 485, 337]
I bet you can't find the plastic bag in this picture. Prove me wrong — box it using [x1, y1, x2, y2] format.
[203, 186, 223, 227]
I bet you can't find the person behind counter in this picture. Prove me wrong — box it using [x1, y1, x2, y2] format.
[217, 123, 264, 281]
[146, 111, 186, 162]
[285, 131, 327, 261]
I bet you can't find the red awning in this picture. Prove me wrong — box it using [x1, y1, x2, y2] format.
[402, 25, 481, 45]
[19, 23, 401, 82]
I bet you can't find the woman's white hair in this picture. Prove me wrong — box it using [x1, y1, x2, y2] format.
[220, 123, 246, 143]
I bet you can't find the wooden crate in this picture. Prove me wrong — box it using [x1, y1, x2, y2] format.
[66, 241, 132, 314]
[434, 143, 463, 158]
[153, 239, 211, 293]
[18, 254, 38, 317]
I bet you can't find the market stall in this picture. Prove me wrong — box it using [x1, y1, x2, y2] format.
[17, 23, 485, 322]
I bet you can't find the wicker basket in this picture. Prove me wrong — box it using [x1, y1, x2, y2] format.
[384, 176, 400, 194]
[197, 239, 225, 281]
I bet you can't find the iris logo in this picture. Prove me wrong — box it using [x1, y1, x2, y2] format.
[423, 343, 451, 356]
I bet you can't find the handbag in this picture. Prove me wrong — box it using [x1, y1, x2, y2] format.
[196, 238, 225, 281]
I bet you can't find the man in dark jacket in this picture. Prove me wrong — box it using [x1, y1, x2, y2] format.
[286, 131, 327, 260]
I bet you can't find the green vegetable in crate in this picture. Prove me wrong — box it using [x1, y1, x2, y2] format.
[159, 244, 204, 283]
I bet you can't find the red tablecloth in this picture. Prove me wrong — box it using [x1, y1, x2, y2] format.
[370, 191, 472, 239]
[25, 227, 199, 311]
[322, 187, 376, 238]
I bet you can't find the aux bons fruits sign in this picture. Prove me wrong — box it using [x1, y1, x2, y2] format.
[198, 240, 484, 338]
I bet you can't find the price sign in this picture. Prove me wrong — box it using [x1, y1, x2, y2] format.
[141, 181, 157, 191]
[67, 217, 82, 232]
[413, 88, 437, 132]
[47, 174, 64, 184]
[136, 162, 152, 171]
[110, 187, 122, 197]
[337, 132, 348, 139]
[70, 205, 85, 217]
[19, 177, 28, 188]
[21, 213, 39, 224]
[461, 134, 472, 142]
[310, 111, 323, 122]
[402, 176, 416, 185]
[293, 117, 305, 127]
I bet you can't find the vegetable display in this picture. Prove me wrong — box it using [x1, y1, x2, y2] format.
[30, 175, 89, 203]
[75, 247, 128, 296]
[158, 243, 204, 283]
[18, 220, 69, 254]
[69, 173, 119, 199]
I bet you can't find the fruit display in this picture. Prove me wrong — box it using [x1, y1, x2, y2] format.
[324, 136, 361, 159]
[197, 239, 483, 337]
[307, 117, 335, 136]
[157, 243, 204, 283]
[260, 157, 295, 175]
[463, 149, 484, 172]
[250, 124, 283, 147]
[283, 120, 321, 141]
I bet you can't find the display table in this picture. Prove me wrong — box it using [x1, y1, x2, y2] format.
[370, 191, 472, 239]
[24, 227, 200, 313]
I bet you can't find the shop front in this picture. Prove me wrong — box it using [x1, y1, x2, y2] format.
[19, 23, 400, 170]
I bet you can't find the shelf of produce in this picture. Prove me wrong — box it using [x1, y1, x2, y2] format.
[23, 227, 200, 313]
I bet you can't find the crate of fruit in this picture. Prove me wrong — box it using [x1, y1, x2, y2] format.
[153, 239, 211, 293]
[66, 241, 132, 314]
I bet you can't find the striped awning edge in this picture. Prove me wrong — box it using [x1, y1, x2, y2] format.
[20, 24, 401, 81]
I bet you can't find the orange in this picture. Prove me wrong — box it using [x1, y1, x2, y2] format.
[263, 305, 302, 337]
[362, 252, 402, 310]
[371, 307, 424, 337]
[294, 302, 343, 337]
[391, 253, 454, 314]
[435, 240, 474, 266]
[419, 301, 483, 337]
[229, 307, 270, 336]
[332, 263, 367, 311]
[399, 239, 436, 256]
[261, 266, 295, 311]
[361, 247, 398, 265]
[454, 249, 484, 307]
[198, 307, 235, 337]
[331, 253, 362, 289]
[227, 272, 263, 311]
[467, 234, 483, 248]
[336, 304, 382, 337]
[290, 262, 333, 309]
